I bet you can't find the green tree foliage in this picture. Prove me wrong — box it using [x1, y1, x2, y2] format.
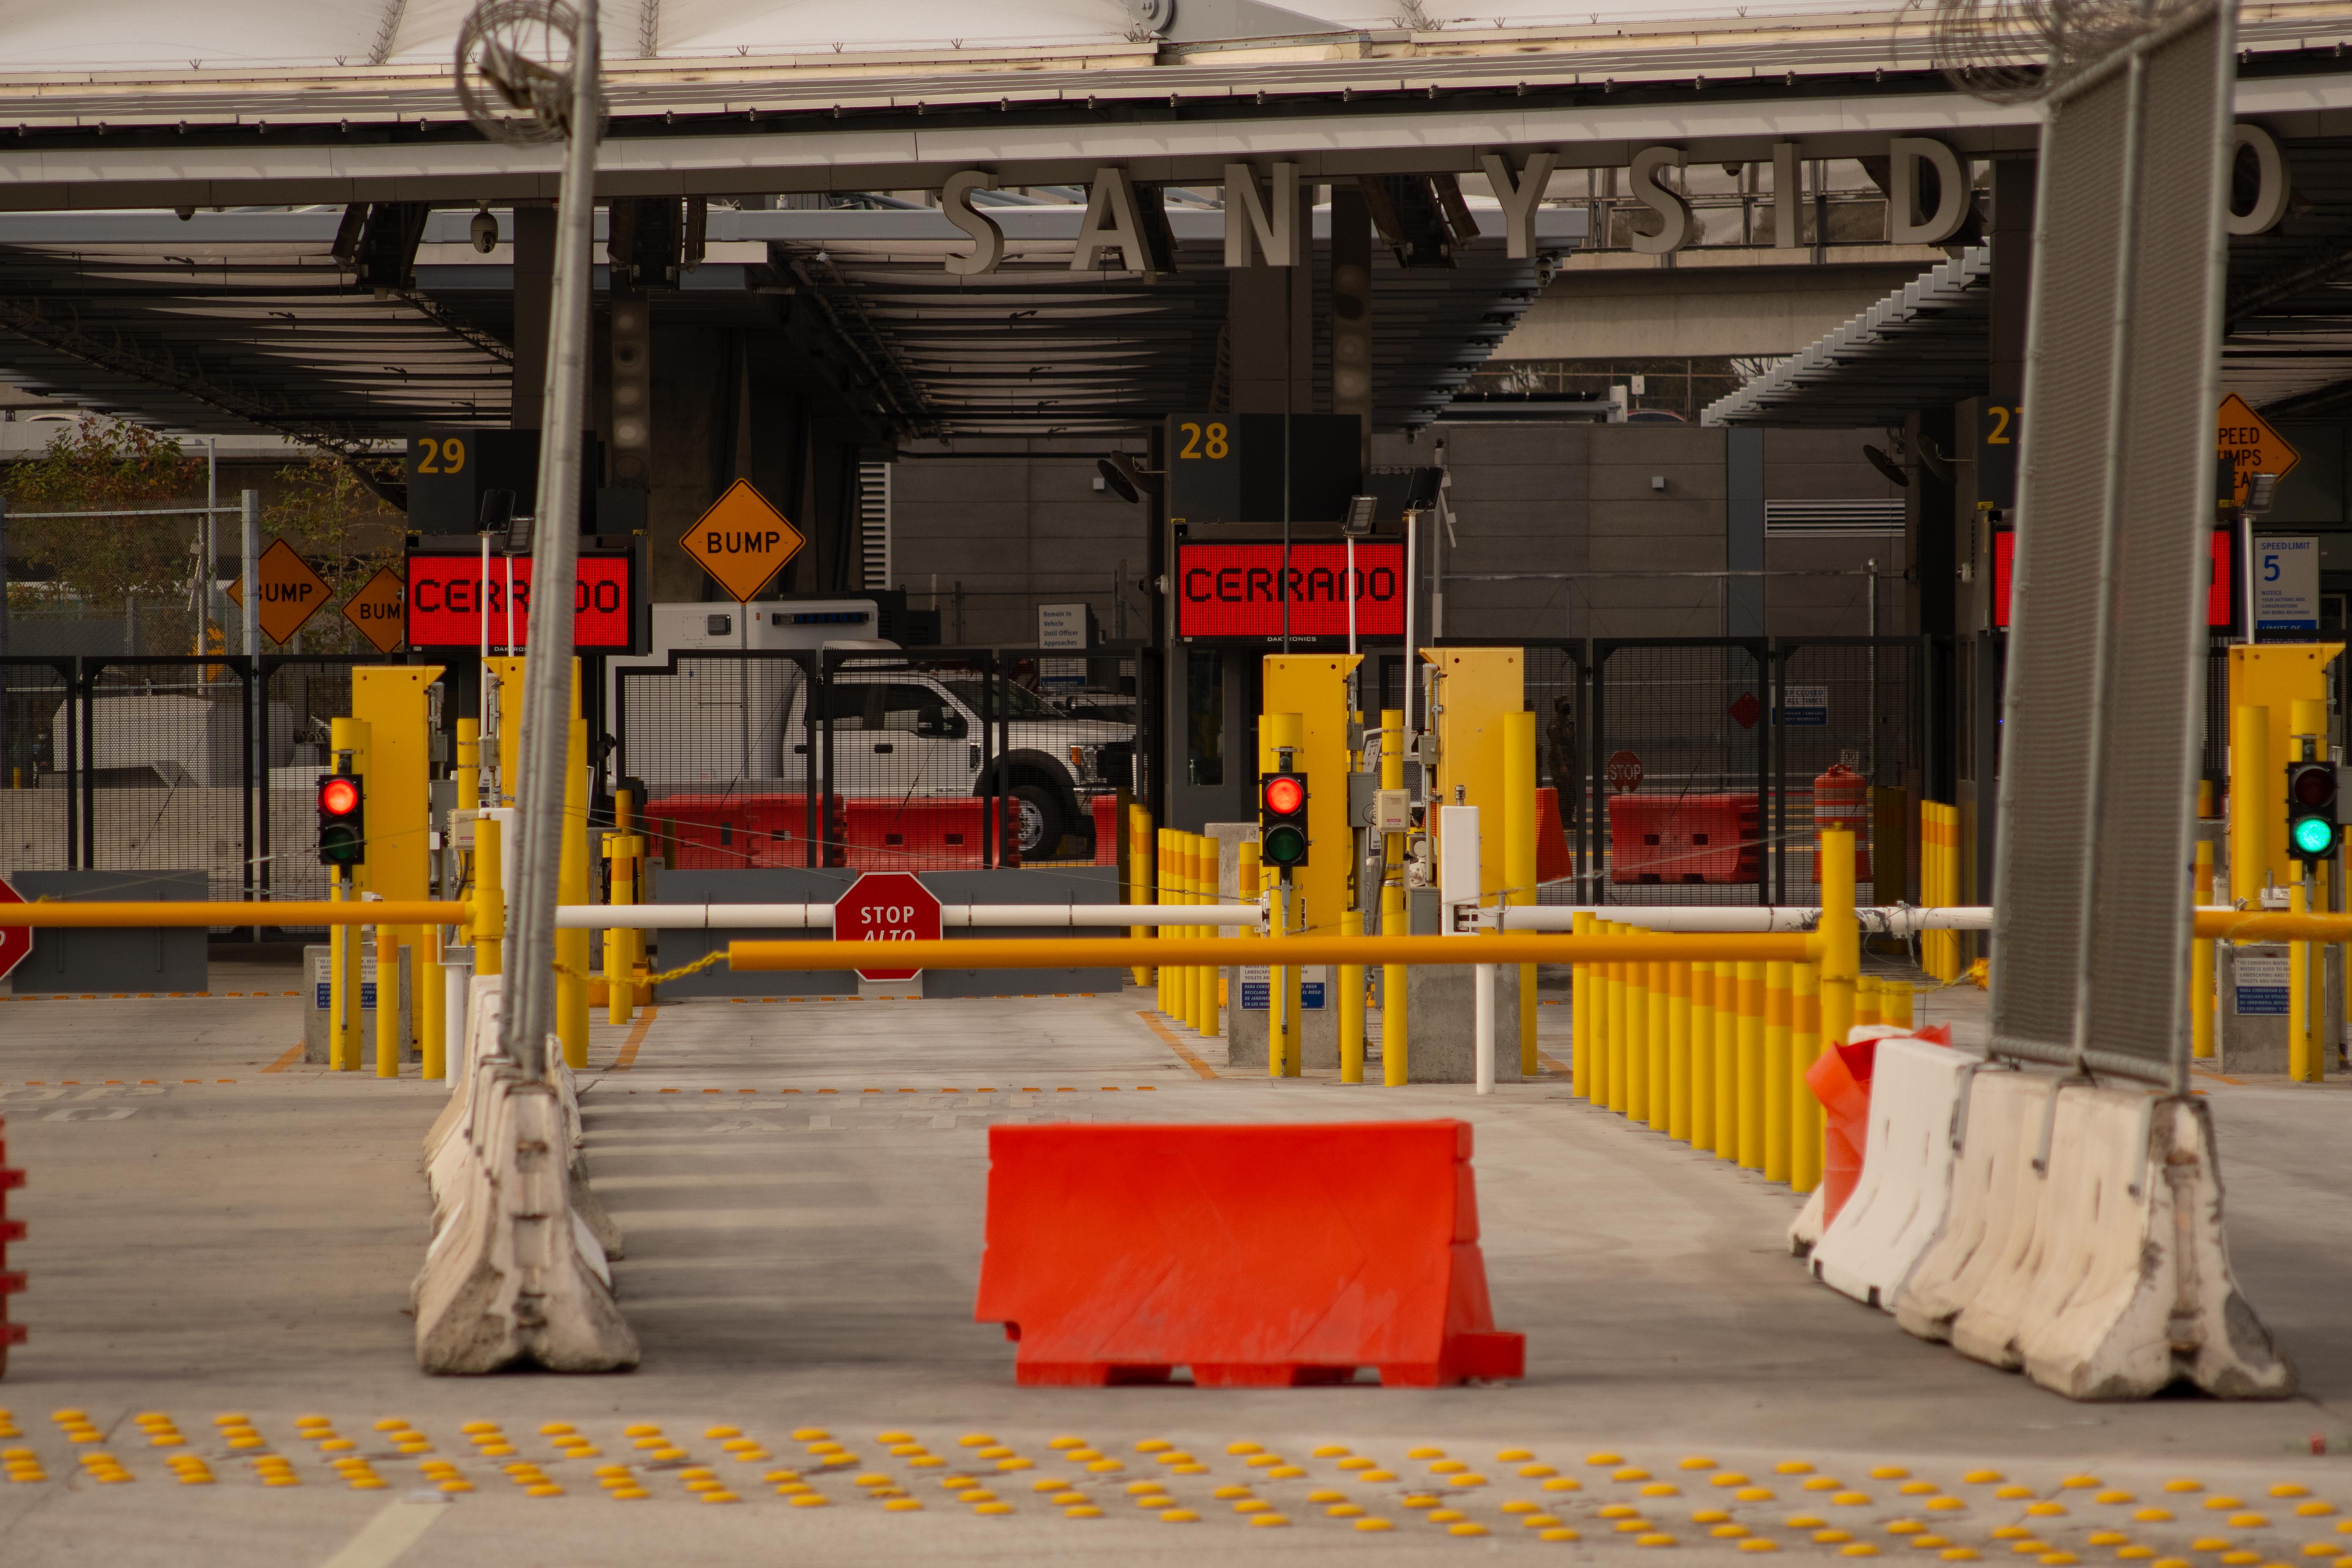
[2, 416, 203, 613]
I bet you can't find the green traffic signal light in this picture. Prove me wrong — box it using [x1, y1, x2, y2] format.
[2292, 814, 2337, 858]
[1262, 823, 1308, 866]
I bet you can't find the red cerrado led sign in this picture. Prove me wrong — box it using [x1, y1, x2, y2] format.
[403, 552, 638, 650]
[1992, 528, 2233, 630]
[1176, 542, 1406, 640]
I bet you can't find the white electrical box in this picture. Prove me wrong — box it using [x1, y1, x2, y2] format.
[1375, 789, 1413, 833]
[1438, 804, 1483, 928]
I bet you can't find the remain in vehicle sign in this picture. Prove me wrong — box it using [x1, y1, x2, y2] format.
[1176, 542, 1405, 640]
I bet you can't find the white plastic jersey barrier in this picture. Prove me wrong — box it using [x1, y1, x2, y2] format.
[551, 903, 1261, 930]
[412, 975, 637, 1375]
[1887, 1069, 2292, 1401]
[1807, 1037, 1975, 1309]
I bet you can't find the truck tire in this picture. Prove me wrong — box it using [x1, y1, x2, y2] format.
[1011, 783, 1063, 859]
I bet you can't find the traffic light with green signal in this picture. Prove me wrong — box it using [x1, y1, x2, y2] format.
[317, 770, 366, 868]
[1260, 770, 1309, 868]
[2287, 759, 2338, 864]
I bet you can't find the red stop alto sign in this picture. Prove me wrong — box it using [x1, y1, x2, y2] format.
[0, 876, 30, 981]
[835, 871, 943, 983]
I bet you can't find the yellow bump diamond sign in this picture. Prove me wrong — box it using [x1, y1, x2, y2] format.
[2216, 392, 2300, 504]
[681, 479, 805, 603]
[341, 566, 406, 654]
[227, 538, 335, 646]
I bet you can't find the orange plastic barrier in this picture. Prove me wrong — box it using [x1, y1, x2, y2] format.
[974, 1119, 1524, 1388]
[1536, 785, 1574, 883]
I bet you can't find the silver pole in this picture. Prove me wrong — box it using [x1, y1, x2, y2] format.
[204, 438, 218, 662]
[500, 0, 600, 1080]
[242, 488, 261, 904]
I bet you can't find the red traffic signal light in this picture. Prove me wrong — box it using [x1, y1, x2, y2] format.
[1260, 770, 1309, 868]
[317, 770, 365, 868]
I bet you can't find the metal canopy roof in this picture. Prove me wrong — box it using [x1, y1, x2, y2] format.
[0, 208, 511, 451]
[1707, 136, 2352, 425]
[1700, 246, 1989, 427]
[764, 205, 1575, 436]
[0, 202, 1574, 445]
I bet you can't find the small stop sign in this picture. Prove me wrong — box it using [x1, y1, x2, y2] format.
[0, 876, 30, 982]
[835, 871, 942, 983]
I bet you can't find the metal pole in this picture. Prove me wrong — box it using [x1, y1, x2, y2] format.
[242, 488, 260, 930]
[499, 0, 600, 1081]
[0, 495, 10, 658]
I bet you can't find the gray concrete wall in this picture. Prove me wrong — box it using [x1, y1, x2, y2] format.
[884, 441, 1152, 648]
[878, 422, 1898, 648]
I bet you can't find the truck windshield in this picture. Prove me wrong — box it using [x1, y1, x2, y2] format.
[937, 679, 1062, 721]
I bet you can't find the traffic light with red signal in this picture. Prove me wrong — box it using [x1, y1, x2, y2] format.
[1260, 770, 1309, 868]
[317, 770, 365, 868]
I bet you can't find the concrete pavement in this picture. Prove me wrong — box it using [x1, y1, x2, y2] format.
[0, 965, 2349, 1565]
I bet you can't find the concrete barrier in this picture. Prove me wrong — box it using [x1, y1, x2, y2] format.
[1891, 1068, 2292, 1400]
[412, 979, 636, 1375]
[1807, 1036, 1976, 1309]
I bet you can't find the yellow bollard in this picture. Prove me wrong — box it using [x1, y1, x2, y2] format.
[1130, 803, 1154, 988]
[1599, 931, 1618, 1114]
[1762, 960, 1791, 1183]
[1855, 973, 1881, 1029]
[375, 923, 401, 1078]
[1192, 833, 1212, 1036]
[2191, 837, 2216, 1058]
[2290, 879, 2321, 1083]
[1282, 871, 1304, 1078]
[1379, 708, 1408, 1088]
[1792, 962, 1823, 1192]
[1155, 828, 1171, 1017]
[1646, 958, 1669, 1132]
[1178, 832, 1198, 1031]
[419, 923, 446, 1080]
[1881, 978, 1913, 1032]
[1736, 960, 1764, 1170]
[1667, 959, 1692, 1141]
[328, 870, 349, 1072]
[1690, 957, 1715, 1149]
[1504, 709, 1539, 1077]
[474, 813, 504, 979]
[605, 830, 635, 1026]
[1713, 959, 1738, 1160]
[2229, 705, 2269, 906]
[1626, 946, 1651, 1123]
[1818, 828, 1861, 1059]
[1340, 906, 1365, 1083]
[1571, 909, 1594, 1099]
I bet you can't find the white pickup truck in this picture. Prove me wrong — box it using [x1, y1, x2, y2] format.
[780, 665, 1132, 859]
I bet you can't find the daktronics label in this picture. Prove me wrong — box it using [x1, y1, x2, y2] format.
[403, 553, 636, 649]
[1176, 542, 1405, 639]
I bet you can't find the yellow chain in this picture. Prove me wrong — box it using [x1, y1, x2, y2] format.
[550, 950, 727, 987]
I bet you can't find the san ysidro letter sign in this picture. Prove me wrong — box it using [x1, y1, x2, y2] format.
[1175, 542, 1405, 640]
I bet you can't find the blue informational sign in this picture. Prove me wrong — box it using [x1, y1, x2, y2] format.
[2254, 536, 2319, 634]
[1780, 684, 1828, 726]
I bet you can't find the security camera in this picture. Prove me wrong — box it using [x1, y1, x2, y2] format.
[470, 209, 499, 254]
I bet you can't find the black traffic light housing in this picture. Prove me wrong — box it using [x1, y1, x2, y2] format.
[318, 769, 366, 868]
[2287, 759, 2339, 864]
[1260, 769, 1309, 868]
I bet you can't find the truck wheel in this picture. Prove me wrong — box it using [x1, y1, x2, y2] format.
[1011, 784, 1063, 858]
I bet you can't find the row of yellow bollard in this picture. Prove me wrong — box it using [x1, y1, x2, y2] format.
[1919, 801, 1963, 983]
[1153, 826, 1225, 1043]
[1566, 906, 1910, 1193]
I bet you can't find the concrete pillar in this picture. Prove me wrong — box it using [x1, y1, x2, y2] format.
[1330, 188, 1373, 455]
[511, 205, 555, 430]
[1226, 179, 1314, 415]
